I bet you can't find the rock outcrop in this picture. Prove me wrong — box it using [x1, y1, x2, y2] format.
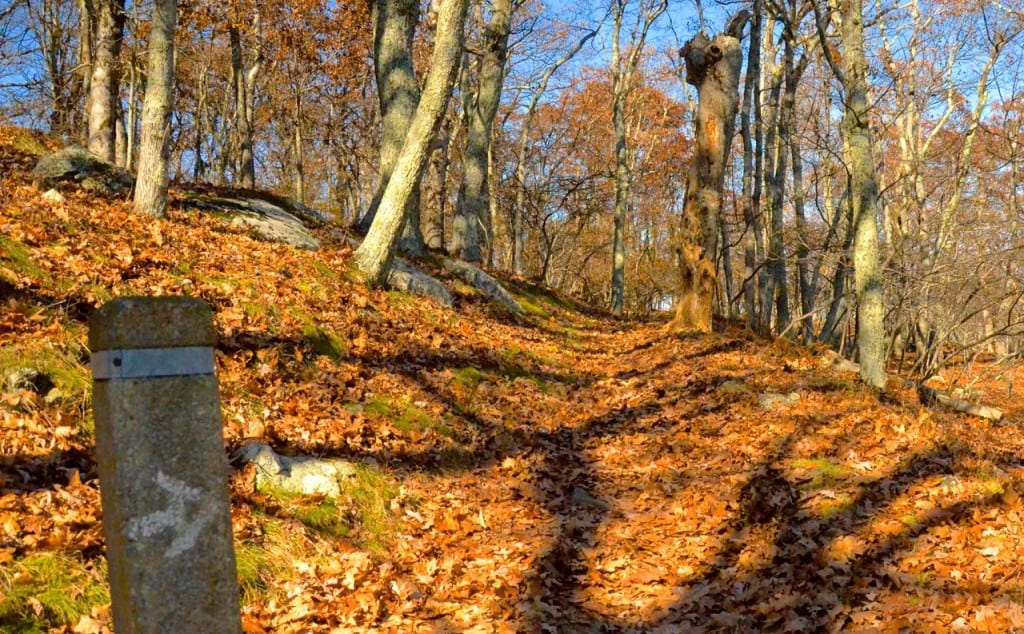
[32, 146, 134, 197]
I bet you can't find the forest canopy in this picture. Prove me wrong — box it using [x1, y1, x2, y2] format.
[2, 0, 1024, 379]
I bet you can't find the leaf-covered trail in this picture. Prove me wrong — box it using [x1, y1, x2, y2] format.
[3, 128, 1024, 632]
[285, 307, 1024, 633]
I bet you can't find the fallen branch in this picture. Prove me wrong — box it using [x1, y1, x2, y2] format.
[820, 351, 1005, 422]
[916, 385, 1004, 422]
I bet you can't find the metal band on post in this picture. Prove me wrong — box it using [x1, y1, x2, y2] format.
[91, 347, 216, 380]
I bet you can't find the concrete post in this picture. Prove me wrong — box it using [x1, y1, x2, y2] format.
[90, 297, 241, 634]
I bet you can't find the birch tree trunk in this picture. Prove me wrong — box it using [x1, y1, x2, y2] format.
[670, 11, 749, 332]
[452, 0, 513, 263]
[133, 0, 177, 218]
[86, 0, 125, 162]
[838, 0, 885, 387]
[354, 0, 469, 285]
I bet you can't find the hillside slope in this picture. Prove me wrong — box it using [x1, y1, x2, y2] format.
[3, 129, 1024, 632]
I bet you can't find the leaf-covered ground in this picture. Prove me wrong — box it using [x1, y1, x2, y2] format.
[4, 127, 1024, 633]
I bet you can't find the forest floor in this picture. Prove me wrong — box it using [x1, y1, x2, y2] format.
[4, 127, 1024, 633]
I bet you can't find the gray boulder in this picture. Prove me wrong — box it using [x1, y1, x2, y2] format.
[441, 257, 523, 314]
[32, 146, 134, 197]
[185, 194, 321, 250]
[387, 260, 454, 307]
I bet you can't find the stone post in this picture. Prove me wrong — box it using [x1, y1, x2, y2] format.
[90, 297, 241, 634]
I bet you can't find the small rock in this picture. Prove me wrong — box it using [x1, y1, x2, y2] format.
[387, 260, 454, 307]
[4, 367, 55, 395]
[235, 442, 356, 497]
[757, 392, 801, 411]
[41, 188, 65, 204]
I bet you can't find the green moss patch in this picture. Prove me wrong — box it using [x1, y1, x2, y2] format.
[0, 342, 90, 410]
[260, 463, 401, 554]
[0, 552, 109, 632]
[793, 457, 849, 491]
[301, 322, 349, 361]
[0, 237, 50, 287]
[363, 395, 445, 436]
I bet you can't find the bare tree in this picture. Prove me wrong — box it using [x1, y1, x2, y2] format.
[133, 0, 177, 217]
[670, 10, 749, 332]
[452, 0, 516, 263]
[85, 0, 124, 161]
[609, 0, 667, 314]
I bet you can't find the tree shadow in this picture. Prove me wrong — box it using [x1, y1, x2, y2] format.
[514, 408, 1014, 632]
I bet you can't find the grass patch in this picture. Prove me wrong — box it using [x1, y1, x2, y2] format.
[0, 342, 90, 410]
[900, 513, 921, 529]
[793, 457, 849, 491]
[293, 497, 347, 537]
[453, 366, 489, 391]
[0, 237, 50, 286]
[345, 463, 400, 552]
[311, 259, 343, 285]
[978, 475, 1006, 497]
[259, 463, 401, 554]
[0, 552, 109, 632]
[806, 374, 857, 392]
[386, 290, 417, 308]
[518, 298, 549, 319]
[516, 287, 574, 314]
[819, 493, 855, 518]
[8, 128, 50, 156]
[234, 539, 272, 604]
[234, 520, 328, 605]
[242, 299, 280, 325]
[363, 395, 445, 436]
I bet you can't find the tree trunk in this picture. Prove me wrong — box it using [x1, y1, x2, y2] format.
[86, 0, 125, 162]
[608, 0, 667, 315]
[670, 11, 749, 332]
[423, 124, 452, 251]
[133, 0, 178, 218]
[228, 10, 261, 190]
[791, 118, 812, 343]
[453, 0, 513, 263]
[719, 198, 736, 318]
[78, 0, 95, 134]
[294, 91, 304, 204]
[740, 0, 764, 332]
[354, 0, 469, 285]
[838, 0, 885, 387]
[357, 0, 420, 234]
